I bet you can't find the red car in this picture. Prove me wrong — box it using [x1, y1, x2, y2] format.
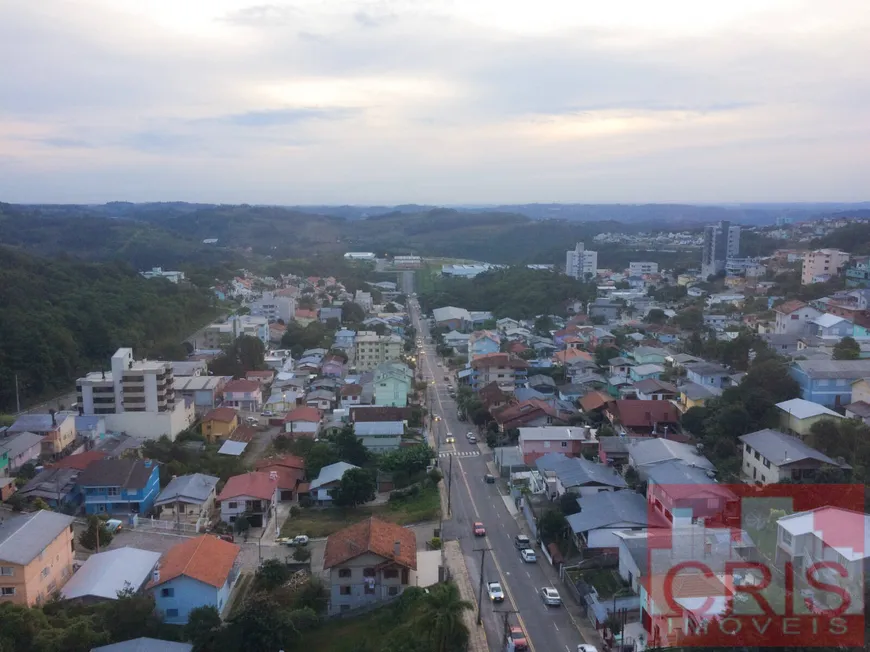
[473, 521, 486, 537]
[509, 626, 528, 651]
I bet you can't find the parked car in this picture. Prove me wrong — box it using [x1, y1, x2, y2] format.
[473, 521, 486, 536]
[578, 646, 599, 652]
[510, 627, 529, 651]
[261, 410, 274, 417]
[245, 417, 260, 426]
[217, 533, 235, 543]
[468, 435, 477, 444]
[487, 582, 505, 602]
[105, 519, 123, 534]
[484, 474, 496, 484]
[514, 535, 531, 549]
[520, 549, 537, 563]
[540, 587, 562, 606]
[466, 431, 474, 439]
[276, 535, 309, 547]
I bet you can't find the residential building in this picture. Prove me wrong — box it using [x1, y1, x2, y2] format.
[646, 461, 735, 527]
[587, 299, 620, 321]
[739, 429, 849, 485]
[492, 399, 571, 431]
[248, 292, 296, 323]
[807, 313, 854, 338]
[202, 315, 270, 348]
[0, 510, 76, 606]
[0, 432, 42, 474]
[148, 535, 241, 624]
[334, 329, 357, 350]
[200, 407, 239, 442]
[518, 426, 598, 464]
[773, 300, 822, 335]
[354, 290, 374, 311]
[845, 400, 870, 425]
[340, 383, 364, 408]
[255, 455, 305, 501]
[468, 353, 529, 392]
[526, 374, 557, 395]
[17, 468, 81, 510]
[354, 331, 403, 371]
[535, 453, 627, 497]
[701, 221, 740, 279]
[632, 379, 679, 402]
[566, 242, 598, 279]
[354, 421, 403, 452]
[154, 474, 219, 525]
[629, 364, 664, 383]
[322, 356, 346, 378]
[174, 376, 228, 413]
[320, 306, 343, 323]
[217, 472, 278, 527]
[323, 517, 417, 615]
[344, 252, 376, 261]
[776, 398, 843, 437]
[7, 412, 77, 459]
[307, 462, 359, 504]
[245, 370, 275, 387]
[432, 306, 472, 331]
[629, 346, 670, 366]
[468, 330, 501, 361]
[60, 547, 161, 603]
[283, 406, 321, 436]
[566, 490, 651, 552]
[627, 438, 714, 480]
[605, 400, 681, 437]
[685, 362, 732, 389]
[220, 379, 263, 412]
[306, 389, 337, 411]
[78, 458, 161, 515]
[675, 382, 721, 414]
[846, 256, 870, 288]
[141, 267, 185, 283]
[373, 363, 413, 407]
[790, 359, 870, 407]
[802, 249, 850, 285]
[629, 262, 659, 276]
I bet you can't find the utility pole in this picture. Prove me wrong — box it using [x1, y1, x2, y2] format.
[494, 609, 520, 649]
[447, 454, 453, 516]
[475, 547, 492, 625]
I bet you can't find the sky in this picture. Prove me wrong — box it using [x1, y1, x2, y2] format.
[1, 0, 869, 205]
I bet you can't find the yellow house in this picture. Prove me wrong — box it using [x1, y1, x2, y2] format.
[776, 398, 843, 438]
[0, 510, 76, 606]
[677, 382, 721, 413]
[200, 407, 239, 442]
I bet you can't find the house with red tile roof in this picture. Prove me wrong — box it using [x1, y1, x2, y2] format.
[48, 450, 108, 471]
[323, 517, 417, 615]
[604, 400, 682, 437]
[255, 455, 305, 501]
[220, 379, 262, 412]
[294, 309, 318, 326]
[216, 472, 277, 528]
[492, 399, 571, 431]
[147, 535, 241, 624]
[245, 370, 275, 386]
[773, 300, 822, 335]
[283, 406, 322, 436]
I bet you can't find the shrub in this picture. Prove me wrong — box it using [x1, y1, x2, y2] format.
[293, 546, 312, 562]
[430, 537, 442, 549]
[289, 506, 301, 518]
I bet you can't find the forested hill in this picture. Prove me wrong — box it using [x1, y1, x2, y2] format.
[0, 246, 217, 411]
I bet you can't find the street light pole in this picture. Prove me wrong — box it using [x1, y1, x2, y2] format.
[447, 454, 453, 516]
[475, 547, 492, 625]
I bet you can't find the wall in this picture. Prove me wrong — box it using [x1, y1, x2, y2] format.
[103, 401, 194, 441]
[202, 416, 238, 441]
[328, 552, 409, 614]
[779, 412, 840, 438]
[358, 435, 402, 452]
[0, 524, 75, 606]
[151, 575, 229, 624]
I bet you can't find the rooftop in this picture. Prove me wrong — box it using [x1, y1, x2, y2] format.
[154, 473, 219, 507]
[203, 407, 237, 423]
[77, 459, 158, 489]
[323, 517, 417, 570]
[310, 462, 360, 490]
[776, 398, 843, 420]
[0, 510, 76, 565]
[535, 453, 626, 489]
[792, 359, 870, 379]
[739, 429, 846, 467]
[518, 426, 595, 442]
[61, 547, 162, 600]
[217, 471, 277, 500]
[148, 535, 240, 589]
[566, 490, 649, 533]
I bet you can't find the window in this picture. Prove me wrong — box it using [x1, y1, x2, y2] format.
[763, 459, 771, 469]
[388, 586, 399, 596]
[228, 502, 238, 509]
[383, 569, 399, 579]
[166, 609, 179, 618]
[0, 567, 13, 577]
[161, 588, 175, 597]
[782, 531, 793, 545]
[107, 487, 119, 496]
[338, 568, 352, 578]
[561, 441, 568, 448]
[41, 567, 50, 579]
[363, 568, 376, 578]
[791, 314, 799, 320]
[340, 586, 352, 595]
[1, 587, 15, 596]
[754, 451, 760, 460]
[364, 583, 376, 595]
[543, 441, 550, 448]
[47, 580, 57, 593]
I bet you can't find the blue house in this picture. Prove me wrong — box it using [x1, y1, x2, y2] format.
[468, 330, 501, 361]
[790, 359, 870, 408]
[628, 364, 664, 382]
[77, 458, 161, 515]
[149, 535, 241, 624]
[807, 314, 854, 338]
[685, 361, 732, 389]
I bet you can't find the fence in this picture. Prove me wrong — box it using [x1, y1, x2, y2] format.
[131, 515, 202, 534]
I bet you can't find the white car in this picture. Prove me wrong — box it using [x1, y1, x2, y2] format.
[520, 549, 537, 563]
[487, 582, 505, 602]
[578, 646, 600, 652]
[540, 587, 562, 606]
[261, 410, 274, 417]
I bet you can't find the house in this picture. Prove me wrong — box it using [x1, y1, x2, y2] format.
[667, 353, 702, 368]
[340, 383, 364, 408]
[92, 639, 192, 652]
[432, 306, 472, 331]
[773, 300, 822, 335]
[807, 313, 854, 338]
[322, 357, 347, 378]
[851, 376, 870, 404]
[845, 400, 870, 424]
[200, 407, 239, 443]
[78, 459, 161, 515]
[320, 306, 343, 323]
[739, 429, 849, 485]
[492, 399, 570, 431]
[442, 330, 471, 351]
[174, 376, 229, 413]
[518, 426, 597, 464]
[350, 406, 413, 423]
[580, 391, 614, 414]
[645, 461, 735, 527]
[775, 398, 843, 437]
[468, 330, 501, 360]
[588, 299, 621, 321]
[353, 421, 404, 452]
[0, 432, 42, 473]
[148, 535, 241, 624]
[373, 363, 413, 407]
[627, 438, 714, 480]
[790, 359, 870, 407]
[631, 379, 678, 401]
[255, 455, 305, 501]
[283, 406, 322, 436]
[0, 510, 76, 606]
[675, 382, 721, 414]
[306, 389, 336, 411]
[608, 357, 635, 377]
[526, 374, 557, 395]
[684, 362, 732, 389]
[17, 468, 81, 509]
[801, 248, 850, 285]
[323, 517, 417, 615]
[245, 370, 275, 387]
[217, 472, 278, 528]
[60, 547, 162, 603]
[605, 400, 681, 437]
[566, 490, 651, 552]
[597, 436, 646, 467]
[220, 379, 263, 412]
[307, 462, 360, 504]
[294, 309, 318, 326]
[154, 474, 219, 524]
[334, 329, 357, 350]
[476, 382, 509, 411]
[7, 412, 77, 459]
[534, 453, 627, 497]
[469, 353, 529, 392]
[552, 348, 594, 366]
[629, 346, 670, 366]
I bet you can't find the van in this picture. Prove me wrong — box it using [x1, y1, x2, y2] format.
[514, 534, 531, 549]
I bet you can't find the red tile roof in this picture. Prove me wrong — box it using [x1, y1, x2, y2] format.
[775, 300, 807, 315]
[203, 407, 238, 423]
[148, 535, 240, 589]
[323, 517, 417, 570]
[246, 370, 275, 379]
[255, 464, 304, 490]
[222, 379, 261, 394]
[217, 471, 277, 501]
[283, 406, 322, 423]
[553, 349, 593, 364]
[295, 309, 318, 319]
[507, 341, 529, 354]
[49, 450, 108, 471]
[341, 383, 363, 396]
[610, 400, 680, 428]
[255, 454, 305, 471]
[350, 406, 412, 422]
[228, 425, 256, 443]
[579, 391, 613, 412]
[492, 399, 568, 428]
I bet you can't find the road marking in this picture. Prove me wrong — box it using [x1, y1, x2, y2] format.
[554, 623, 559, 631]
[526, 571, 531, 579]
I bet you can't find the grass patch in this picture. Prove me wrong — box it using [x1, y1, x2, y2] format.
[282, 485, 441, 538]
[299, 613, 383, 652]
[576, 568, 633, 600]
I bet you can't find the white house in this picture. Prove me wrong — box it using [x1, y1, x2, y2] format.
[738, 429, 849, 485]
[307, 462, 360, 504]
[774, 300, 823, 335]
[216, 472, 278, 528]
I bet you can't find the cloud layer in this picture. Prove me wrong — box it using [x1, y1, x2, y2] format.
[1, 0, 869, 203]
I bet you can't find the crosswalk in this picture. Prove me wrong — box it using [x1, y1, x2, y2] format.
[438, 451, 481, 458]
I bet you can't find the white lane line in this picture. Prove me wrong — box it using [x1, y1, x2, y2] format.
[554, 623, 559, 632]
[565, 646, 570, 652]
[526, 570, 531, 579]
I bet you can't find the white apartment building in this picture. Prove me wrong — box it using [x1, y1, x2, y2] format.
[701, 221, 740, 279]
[140, 267, 185, 283]
[76, 348, 193, 440]
[628, 262, 659, 276]
[248, 292, 296, 323]
[354, 290, 374, 312]
[354, 332, 403, 371]
[801, 249, 850, 285]
[565, 242, 598, 280]
[202, 315, 270, 349]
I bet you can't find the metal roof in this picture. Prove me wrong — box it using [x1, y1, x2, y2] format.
[535, 453, 626, 489]
[0, 511, 75, 565]
[354, 421, 404, 436]
[629, 438, 714, 471]
[0, 431, 43, 459]
[776, 398, 843, 420]
[217, 440, 248, 456]
[60, 547, 161, 600]
[92, 638, 193, 652]
[739, 429, 846, 467]
[566, 490, 649, 534]
[154, 473, 219, 507]
[310, 462, 359, 490]
[792, 359, 870, 379]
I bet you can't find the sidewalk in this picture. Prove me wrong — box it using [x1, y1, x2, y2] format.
[444, 540, 489, 652]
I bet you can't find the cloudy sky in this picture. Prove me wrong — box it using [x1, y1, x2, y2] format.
[1, 0, 868, 204]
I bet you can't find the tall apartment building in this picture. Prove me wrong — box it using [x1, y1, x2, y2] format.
[565, 242, 598, 280]
[701, 221, 740, 279]
[801, 249, 850, 285]
[248, 292, 296, 323]
[353, 331, 403, 371]
[628, 262, 659, 276]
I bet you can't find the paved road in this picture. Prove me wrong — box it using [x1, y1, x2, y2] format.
[408, 299, 586, 652]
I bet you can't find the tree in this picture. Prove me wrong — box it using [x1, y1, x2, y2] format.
[594, 344, 618, 367]
[534, 315, 554, 336]
[681, 406, 708, 435]
[342, 302, 366, 324]
[254, 559, 292, 592]
[185, 605, 223, 652]
[78, 515, 113, 551]
[644, 309, 667, 325]
[304, 442, 339, 478]
[234, 515, 250, 535]
[100, 588, 163, 643]
[833, 336, 861, 360]
[741, 359, 800, 404]
[290, 577, 329, 614]
[538, 509, 568, 542]
[412, 582, 472, 652]
[332, 424, 371, 467]
[292, 546, 311, 562]
[223, 593, 301, 652]
[332, 468, 377, 507]
[559, 493, 580, 516]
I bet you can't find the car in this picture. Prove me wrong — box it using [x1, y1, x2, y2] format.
[540, 587, 562, 606]
[277, 535, 310, 547]
[261, 410, 274, 417]
[510, 627, 529, 651]
[487, 582, 505, 602]
[484, 473, 496, 484]
[445, 435, 455, 444]
[514, 534, 531, 549]
[578, 646, 599, 652]
[105, 519, 123, 534]
[473, 521, 486, 536]
[466, 432, 474, 439]
[245, 417, 260, 426]
[520, 549, 537, 563]
[216, 533, 235, 543]
[468, 435, 477, 444]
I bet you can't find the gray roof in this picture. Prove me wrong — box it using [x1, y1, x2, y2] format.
[527, 374, 556, 388]
[792, 359, 870, 379]
[433, 306, 471, 322]
[217, 440, 248, 456]
[628, 438, 715, 471]
[645, 460, 718, 487]
[846, 401, 870, 418]
[154, 473, 219, 507]
[310, 461, 359, 490]
[61, 547, 161, 600]
[77, 459, 157, 489]
[92, 638, 193, 652]
[566, 490, 649, 533]
[558, 384, 587, 395]
[679, 382, 721, 401]
[685, 361, 731, 377]
[513, 388, 549, 402]
[598, 437, 630, 454]
[670, 354, 702, 365]
[0, 510, 76, 565]
[0, 431, 43, 458]
[632, 379, 678, 395]
[535, 453, 627, 489]
[493, 446, 525, 468]
[19, 468, 80, 501]
[608, 357, 635, 366]
[306, 389, 336, 401]
[8, 412, 72, 433]
[739, 429, 846, 468]
[354, 421, 404, 436]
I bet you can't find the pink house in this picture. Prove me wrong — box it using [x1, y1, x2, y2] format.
[321, 357, 346, 378]
[518, 426, 598, 465]
[221, 379, 263, 412]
